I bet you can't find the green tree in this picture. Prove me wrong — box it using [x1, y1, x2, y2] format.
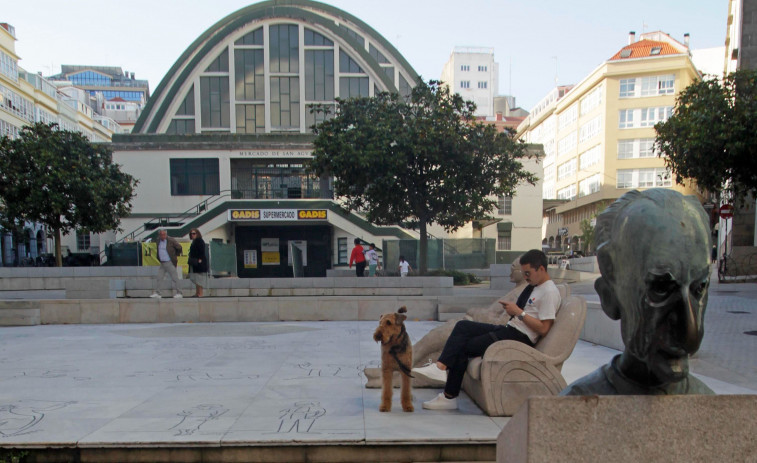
[0, 123, 138, 266]
[309, 80, 536, 274]
[655, 69, 757, 200]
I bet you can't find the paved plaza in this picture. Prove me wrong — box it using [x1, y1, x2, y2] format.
[0, 270, 755, 461]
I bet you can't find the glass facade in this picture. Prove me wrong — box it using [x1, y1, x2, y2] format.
[159, 22, 413, 135]
[230, 160, 324, 199]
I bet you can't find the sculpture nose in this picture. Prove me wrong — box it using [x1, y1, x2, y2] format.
[677, 287, 703, 353]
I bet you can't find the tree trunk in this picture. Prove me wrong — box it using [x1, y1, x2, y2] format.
[419, 221, 428, 275]
[54, 227, 62, 267]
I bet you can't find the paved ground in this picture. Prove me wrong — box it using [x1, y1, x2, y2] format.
[0, 269, 754, 455]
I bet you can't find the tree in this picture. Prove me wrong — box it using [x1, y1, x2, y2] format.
[0, 123, 138, 266]
[309, 80, 536, 274]
[655, 69, 757, 200]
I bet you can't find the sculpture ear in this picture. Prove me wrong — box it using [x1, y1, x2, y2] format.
[595, 250, 621, 320]
[595, 277, 621, 320]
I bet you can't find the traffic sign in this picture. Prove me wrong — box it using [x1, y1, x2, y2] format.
[719, 204, 734, 219]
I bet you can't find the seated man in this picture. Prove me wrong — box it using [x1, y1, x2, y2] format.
[413, 249, 561, 410]
[561, 189, 714, 395]
[411, 256, 531, 370]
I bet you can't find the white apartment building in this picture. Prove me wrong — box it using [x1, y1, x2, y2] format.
[441, 47, 499, 117]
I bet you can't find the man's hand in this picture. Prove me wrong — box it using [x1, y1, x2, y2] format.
[499, 300, 522, 318]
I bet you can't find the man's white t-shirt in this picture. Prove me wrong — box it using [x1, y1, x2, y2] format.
[365, 249, 379, 265]
[507, 279, 560, 343]
[399, 261, 410, 273]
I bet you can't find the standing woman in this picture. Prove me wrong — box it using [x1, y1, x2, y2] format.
[188, 228, 208, 297]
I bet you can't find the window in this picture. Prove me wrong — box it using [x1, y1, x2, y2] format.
[305, 49, 335, 101]
[578, 174, 601, 197]
[338, 237, 348, 264]
[557, 159, 577, 180]
[478, 65, 488, 72]
[619, 109, 634, 128]
[460, 65, 470, 71]
[235, 49, 265, 101]
[497, 230, 511, 251]
[461, 80, 470, 89]
[619, 138, 657, 158]
[269, 25, 299, 73]
[579, 144, 602, 169]
[558, 104, 578, 129]
[498, 195, 512, 215]
[557, 131, 577, 156]
[621, 74, 675, 98]
[200, 76, 230, 128]
[271, 77, 301, 128]
[580, 86, 602, 115]
[556, 184, 576, 200]
[619, 78, 636, 98]
[579, 116, 601, 143]
[236, 104, 265, 133]
[170, 158, 221, 195]
[339, 77, 368, 98]
[478, 81, 488, 89]
[76, 231, 90, 252]
[544, 165, 556, 183]
[616, 168, 672, 189]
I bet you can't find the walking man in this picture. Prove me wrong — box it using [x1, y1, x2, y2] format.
[150, 229, 183, 298]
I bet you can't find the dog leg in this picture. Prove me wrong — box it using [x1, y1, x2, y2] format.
[379, 367, 392, 412]
[400, 371, 414, 412]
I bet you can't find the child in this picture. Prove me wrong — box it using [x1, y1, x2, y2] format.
[398, 255, 412, 277]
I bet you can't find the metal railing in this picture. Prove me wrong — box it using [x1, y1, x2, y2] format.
[99, 189, 233, 263]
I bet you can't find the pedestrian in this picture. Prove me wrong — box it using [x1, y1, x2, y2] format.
[187, 228, 208, 298]
[150, 229, 183, 298]
[398, 255, 412, 277]
[349, 238, 367, 277]
[365, 243, 380, 276]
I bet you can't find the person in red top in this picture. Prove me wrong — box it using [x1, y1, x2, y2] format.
[349, 238, 367, 277]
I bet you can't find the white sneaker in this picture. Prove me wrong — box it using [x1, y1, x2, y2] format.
[149, 293, 161, 299]
[173, 293, 183, 298]
[412, 363, 447, 383]
[422, 393, 458, 410]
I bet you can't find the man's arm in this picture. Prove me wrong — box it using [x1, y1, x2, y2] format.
[500, 301, 554, 337]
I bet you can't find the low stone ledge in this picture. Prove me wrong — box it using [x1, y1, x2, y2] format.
[579, 301, 623, 351]
[498, 395, 757, 463]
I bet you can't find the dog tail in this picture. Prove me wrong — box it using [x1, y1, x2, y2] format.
[398, 306, 407, 314]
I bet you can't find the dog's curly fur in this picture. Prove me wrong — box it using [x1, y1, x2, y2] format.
[373, 306, 414, 412]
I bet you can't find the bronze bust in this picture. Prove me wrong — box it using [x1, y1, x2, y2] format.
[561, 189, 714, 395]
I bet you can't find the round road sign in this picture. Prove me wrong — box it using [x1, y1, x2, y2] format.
[719, 204, 734, 219]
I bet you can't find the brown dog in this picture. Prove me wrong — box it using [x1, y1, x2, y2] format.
[373, 306, 414, 412]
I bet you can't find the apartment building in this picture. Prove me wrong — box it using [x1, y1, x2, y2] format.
[441, 47, 499, 117]
[518, 31, 703, 252]
[0, 22, 121, 265]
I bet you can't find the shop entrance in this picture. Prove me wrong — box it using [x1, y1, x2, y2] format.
[235, 225, 332, 278]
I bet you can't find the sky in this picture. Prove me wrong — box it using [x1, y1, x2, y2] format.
[4, 0, 728, 111]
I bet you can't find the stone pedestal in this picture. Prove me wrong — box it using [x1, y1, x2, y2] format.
[498, 395, 757, 463]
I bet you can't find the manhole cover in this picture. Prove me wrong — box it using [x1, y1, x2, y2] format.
[114, 324, 321, 338]
[727, 310, 750, 314]
[745, 331, 757, 336]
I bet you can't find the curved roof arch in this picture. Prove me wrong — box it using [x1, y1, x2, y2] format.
[135, 0, 419, 134]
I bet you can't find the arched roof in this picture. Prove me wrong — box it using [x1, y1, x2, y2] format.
[135, 0, 419, 133]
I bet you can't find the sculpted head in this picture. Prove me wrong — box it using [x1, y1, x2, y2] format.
[594, 189, 711, 385]
[510, 256, 524, 284]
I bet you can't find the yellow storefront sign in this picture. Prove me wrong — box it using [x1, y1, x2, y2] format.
[261, 252, 280, 265]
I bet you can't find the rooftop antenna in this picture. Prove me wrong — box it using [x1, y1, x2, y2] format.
[552, 56, 558, 85]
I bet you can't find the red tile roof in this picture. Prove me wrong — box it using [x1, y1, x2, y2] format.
[609, 39, 684, 61]
[108, 97, 127, 102]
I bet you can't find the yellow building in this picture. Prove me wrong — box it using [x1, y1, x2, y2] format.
[518, 31, 703, 252]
